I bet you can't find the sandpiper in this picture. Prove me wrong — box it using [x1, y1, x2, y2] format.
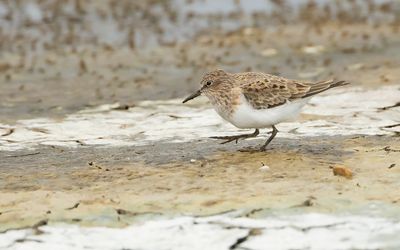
[183, 69, 349, 151]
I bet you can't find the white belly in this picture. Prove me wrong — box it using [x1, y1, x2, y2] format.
[227, 95, 311, 129]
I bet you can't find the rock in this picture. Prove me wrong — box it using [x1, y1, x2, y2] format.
[259, 165, 270, 171]
[332, 166, 353, 179]
[260, 48, 278, 57]
[301, 45, 325, 55]
[346, 63, 364, 71]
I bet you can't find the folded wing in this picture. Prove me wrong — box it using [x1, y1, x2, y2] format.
[237, 73, 348, 109]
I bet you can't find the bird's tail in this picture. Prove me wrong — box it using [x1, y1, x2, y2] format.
[303, 80, 350, 98]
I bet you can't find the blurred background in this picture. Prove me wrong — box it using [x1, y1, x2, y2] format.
[1, 2, 400, 248]
[0, 0, 400, 120]
[0, 0, 399, 122]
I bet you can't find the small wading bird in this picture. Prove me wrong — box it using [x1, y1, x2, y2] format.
[183, 69, 349, 151]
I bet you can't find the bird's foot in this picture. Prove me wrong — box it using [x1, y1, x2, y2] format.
[238, 146, 259, 152]
[259, 126, 279, 151]
[210, 129, 260, 144]
[259, 145, 268, 151]
[210, 135, 247, 144]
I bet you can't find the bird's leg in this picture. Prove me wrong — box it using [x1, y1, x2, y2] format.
[260, 126, 278, 151]
[210, 129, 260, 144]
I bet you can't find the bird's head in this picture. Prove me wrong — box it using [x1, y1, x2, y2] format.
[182, 69, 231, 103]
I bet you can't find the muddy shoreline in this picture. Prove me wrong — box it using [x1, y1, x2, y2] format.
[1, 134, 399, 231]
[1, 2, 400, 248]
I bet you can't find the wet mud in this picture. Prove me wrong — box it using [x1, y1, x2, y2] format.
[0, 2, 399, 247]
[1, 135, 399, 231]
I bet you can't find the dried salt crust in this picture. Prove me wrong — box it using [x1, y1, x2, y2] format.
[1, 213, 399, 250]
[0, 86, 399, 151]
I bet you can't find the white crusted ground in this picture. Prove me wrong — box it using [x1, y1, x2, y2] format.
[1, 213, 399, 250]
[1, 86, 399, 151]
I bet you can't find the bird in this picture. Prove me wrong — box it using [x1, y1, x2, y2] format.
[182, 69, 349, 151]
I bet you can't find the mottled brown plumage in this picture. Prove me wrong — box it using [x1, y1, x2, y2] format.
[182, 69, 349, 151]
[234, 72, 348, 109]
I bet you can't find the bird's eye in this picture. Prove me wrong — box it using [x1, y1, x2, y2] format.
[206, 81, 212, 86]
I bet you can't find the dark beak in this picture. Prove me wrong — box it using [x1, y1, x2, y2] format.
[182, 90, 201, 103]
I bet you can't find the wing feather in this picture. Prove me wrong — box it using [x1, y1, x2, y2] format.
[236, 73, 348, 109]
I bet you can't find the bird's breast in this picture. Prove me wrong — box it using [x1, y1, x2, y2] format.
[206, 89, 241, 121]
[227, 95, 310, 129]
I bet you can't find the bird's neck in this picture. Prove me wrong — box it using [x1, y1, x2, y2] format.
[206, 86, 241, 118]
